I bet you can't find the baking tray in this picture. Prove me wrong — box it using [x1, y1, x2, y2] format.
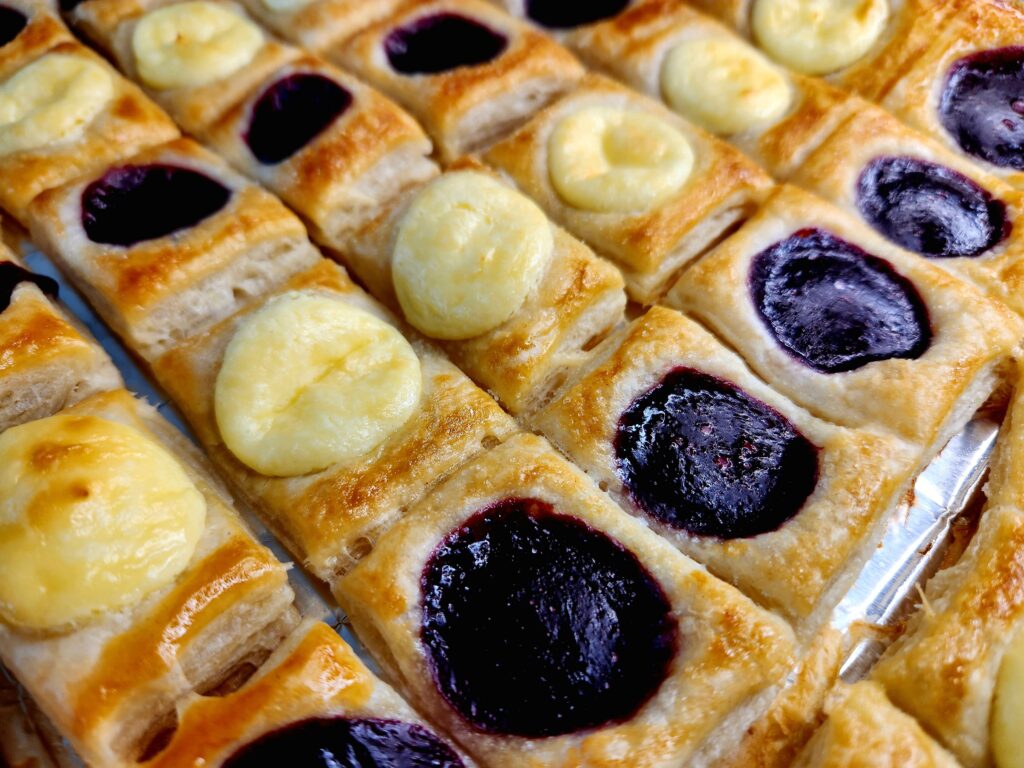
[3, 244, 1002, 764]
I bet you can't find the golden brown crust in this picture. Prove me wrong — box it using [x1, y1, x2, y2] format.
[232, 0, 407, 53]
[532, 306, 916, 628]
[665, 185, 1023, 450]
[332, 0, 585, 161]
[27, 137, 319, 361]
[792, 682, 961, 768]
[0, 0, 73, 82]
[484, 74, 772, 303]
[0, 390, 296, 767]
[337, 432, 798, 768]
[152, 259, 517, 583]
[0, 41, 180, 224]
[986, 361, 1024, 510]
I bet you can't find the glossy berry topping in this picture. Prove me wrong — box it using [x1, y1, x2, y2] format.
[0, 5, 27, 47]
[222, 717, 465, 768]
[749, 228, 932, 373]
[615, 368, 819, 539]
[524, 0, 630, 29]
[384, 13, 508, 75]
[857, 155, 1010, 259]
[81, 164, 231, 246]
[421, 498, 677, 737]
[940, 47, 1024, 171]
[0, 261, 58, 312]
[245, 73, 353, 165]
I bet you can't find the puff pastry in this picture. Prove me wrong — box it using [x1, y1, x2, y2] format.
[485, 73, 771, 303]
[0, 0, 73, 82]
[202, 52, 439, 249]
[789, 102, 1024, 317]
[872, 504, 1024, 768]
[144, 619, 475, 767]
[666, 185, 1022, 455]
[330, 0, 585, 161]
[27, 137, 320, 361]
[870, 0, 1024, 189]
[563, 0, 863, 178]
[152, 258, 517, 584]
[981, 359, 1024, 512]
[337, 432, 798, 768]
[0, 40, 178, 224]
[531, 306, 915, 629]
[792, 681, 961, 768]
[231, 0, 406, 55]
[0, 389, 297, 767]
[0, 246, 121, 433]
[344, 161, 626, 414]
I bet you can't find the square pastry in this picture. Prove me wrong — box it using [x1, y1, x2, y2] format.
[344, 161, 626, 415]
[203, 52, 439, 249]
[153, 258, 517, 584]
[531, 306, 915, 630]
[0, 389, 297, 767]
[872, 505, 1024, 768]
[666, 185, 1022, 455]
[0, 41, 179, 224]
[792, 682, 961, 768]
[336, 432, 798, 768]
[872, 0, 1024, 189]
[330, 0, 585, 161]
[790, 103, 1024, 316]
[562, 0, 863, 179]
[231, 0, 406, 54]
[146, 620, 475, 767]
[485, 74, 772, 304]
[73, 0, 300, 135]
[0, 249, 121, 432]
[0, 0, 73, 82]
[27, 137, 320, 362]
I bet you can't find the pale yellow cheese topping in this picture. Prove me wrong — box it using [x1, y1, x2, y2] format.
[548, 106, 694, 213]
[993, 626, 1024, 768]
[752, 0, 889, 76]
[0, 414, 206, 630]
[661, 37, 792, 135]
[0, 53, 114, 156]
[132, 1, 264, 90]
[392, 171, 553, 340]
[215, 292, 422, 477]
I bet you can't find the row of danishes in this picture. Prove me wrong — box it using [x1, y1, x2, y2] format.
[0, 0, 1019, 764]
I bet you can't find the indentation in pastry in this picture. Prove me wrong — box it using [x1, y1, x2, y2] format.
[81, 164, 231, 246]
[215, 291, 422, 477]
[0, 5, 27, 47]
[0, 261, 58, 312]
[222, 717, 466, 767]
[660, 37, 792, 135]
[0, 413, 206, 630]
[993, 626, 1024, 768]
[940, 48, 1024, 172]
[0, 53, 114, 156]
[524, 0, 630, 29]
[420, 498, 678, 737]
[751, 0, 889, 76]
[384, 12, 508, 75]
[392, 171, 552, 340]
[856, 155, 1010, 260]
[132, 1, 264, 90]
[749, 228, 932, 373]
[615, 368, 819, 538]
[245, 73, 353, 165]
[548, 106, 694, 213]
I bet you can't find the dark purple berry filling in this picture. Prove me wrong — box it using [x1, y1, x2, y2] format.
[384, 12, 508, 75]
[0, 261, 58, 312]
[940, 47, 1024, 171]
[222, 717, 465, 768]
[81, 164, 231, 247]
[856, 155, 1010, 259]
[524, 0, 630, 29]
[244, 73, 353, 165]
[0, 5, 27, 47]
[749, 228, 932, 373]
[615, 368, 819, 539]
[421, 498, 677, 738]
